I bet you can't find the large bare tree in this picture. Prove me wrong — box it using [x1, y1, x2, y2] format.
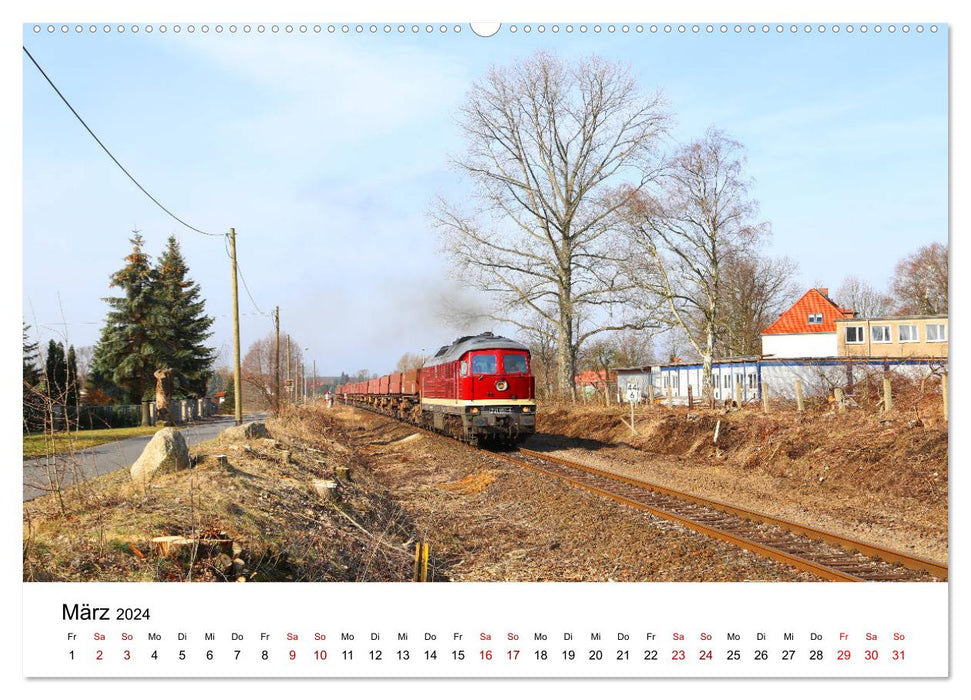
[622, 128, 766, 403]
[434, 51, 669, 397]
[890, 242, 948, 316]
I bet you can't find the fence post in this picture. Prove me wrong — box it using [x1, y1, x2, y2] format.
[795, 380, 804, 412]
[666, 384, 673, 407]
[141, 402, 151, 427]
[761, 382, 770, 414]
[687, 384, 693, 409]
[648, 385, 655, 405]
[883, 376, 893, 413]
[834, 387, 845, 412]
[734, 377, 742, 410]
[943, 373, 949, 422]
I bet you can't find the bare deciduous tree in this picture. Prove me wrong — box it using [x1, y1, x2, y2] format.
[623, 128, 766, 403]
[243, 333, 303, 410]
[890, 242, 948, 316]
[835, 276, 894, 318]
[717, 253, 799, 356]
[434, 51, 669, 398]
[394, 352, 424, 372]
[517, 312, 558, 400]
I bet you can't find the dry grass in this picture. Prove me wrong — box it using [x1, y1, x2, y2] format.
[23, 409, 420, 582]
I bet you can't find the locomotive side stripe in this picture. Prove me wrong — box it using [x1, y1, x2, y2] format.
[420, 397, 537, 407]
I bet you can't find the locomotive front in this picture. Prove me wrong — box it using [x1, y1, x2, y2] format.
[420, 332, 537, 445]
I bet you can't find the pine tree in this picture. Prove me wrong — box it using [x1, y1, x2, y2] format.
[23, 323, 43, 432]
[153, 235, 215, 396]
[91, 232, 163, 403]
[66, 345, 80, 408]
[23, 323, 40, 385]
[45, 340, 67, 400]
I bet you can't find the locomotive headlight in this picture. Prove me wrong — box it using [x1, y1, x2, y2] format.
[495, 380, 508, 391]
[470, 407, 480, 415]
[522, 406, 532, 413]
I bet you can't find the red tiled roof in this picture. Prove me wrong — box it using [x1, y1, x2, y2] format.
[575, 370, 612, 385]
[761, 288, 855, 335]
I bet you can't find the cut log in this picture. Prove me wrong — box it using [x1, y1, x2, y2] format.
[151, 535, 233, 558]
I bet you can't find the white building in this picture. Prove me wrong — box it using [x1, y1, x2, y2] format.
[760, 287, 855, 359]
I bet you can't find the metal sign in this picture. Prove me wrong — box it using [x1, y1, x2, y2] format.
[626, 383, 641, 404]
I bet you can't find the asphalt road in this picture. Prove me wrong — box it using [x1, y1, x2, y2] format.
[23, 414, 267, 502]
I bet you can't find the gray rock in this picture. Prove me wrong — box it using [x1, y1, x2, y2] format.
[220, 421, 270, 441]
[130, 428, 190, 485]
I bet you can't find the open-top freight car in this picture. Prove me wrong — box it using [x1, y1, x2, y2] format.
[337, 332, 536, 445]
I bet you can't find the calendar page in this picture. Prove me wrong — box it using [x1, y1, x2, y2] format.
[14, 0, 959, 693]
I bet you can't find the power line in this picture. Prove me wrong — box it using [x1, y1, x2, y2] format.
[22, 45, 222, 238]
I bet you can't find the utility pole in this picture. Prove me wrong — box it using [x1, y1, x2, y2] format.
[286, 334, 292, 405]
[228, 227, 243, 426]
[274, 306, 281, 414]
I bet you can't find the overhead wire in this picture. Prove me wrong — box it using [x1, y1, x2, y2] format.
[26, 44, 274, 327]
[23, 45, 222, 238]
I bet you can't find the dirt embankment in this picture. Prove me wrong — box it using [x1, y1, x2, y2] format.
[23, 411, 421, 583]
[532, 402, 947, 561]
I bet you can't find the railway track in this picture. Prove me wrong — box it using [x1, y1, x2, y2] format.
[493, 448, 946, 582]
[342, 400, 947, 582]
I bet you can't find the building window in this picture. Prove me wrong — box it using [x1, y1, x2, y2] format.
[898, 324, 919, 343]
[747, 373, 756, 389]
[845, 326, 865, 344]
[808, 313, 823, 324]
[871, 325, 891, 343]
[927, 323, 947, 342]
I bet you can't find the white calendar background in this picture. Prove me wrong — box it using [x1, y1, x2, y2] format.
[23, 582, 948, 677]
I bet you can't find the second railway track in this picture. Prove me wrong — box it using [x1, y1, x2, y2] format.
[498, 448, 946, 583]
[343, 401, 947, 583]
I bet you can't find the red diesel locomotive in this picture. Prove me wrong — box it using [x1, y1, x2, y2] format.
[337, 332, 536, 445]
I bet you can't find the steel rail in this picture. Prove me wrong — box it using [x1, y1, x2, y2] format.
[494, 451, 863, 582]
[339, 401, 945, 581]
[518, 448, 948, 581]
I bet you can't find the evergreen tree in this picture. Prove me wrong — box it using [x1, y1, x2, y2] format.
[45, 340, 67, 400]
[87, 324, 125, 402]
[91, 232, 163, 403]
[23, 323, 43, 432]
[23, 323, 40, 385]
[153, 235, 216, 396]
[66, 345, 80, 408]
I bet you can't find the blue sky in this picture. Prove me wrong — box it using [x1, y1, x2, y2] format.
[21, 22, 947, 376]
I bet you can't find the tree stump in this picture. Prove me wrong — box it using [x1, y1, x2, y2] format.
[313, 479, 339, 502]
[154, 368, 175, 425]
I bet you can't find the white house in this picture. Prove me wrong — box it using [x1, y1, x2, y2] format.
[760, 288, 855, 359]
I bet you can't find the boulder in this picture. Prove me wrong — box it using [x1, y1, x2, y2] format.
[220, 421, 270, 441]
[131, 428, 190, 484]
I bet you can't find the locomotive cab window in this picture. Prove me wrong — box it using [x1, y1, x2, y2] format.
[471, 354, 498, 375]
[503, 354, 528, 374]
